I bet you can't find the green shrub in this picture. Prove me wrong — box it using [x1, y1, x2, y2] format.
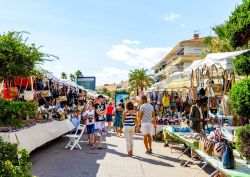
[233, 51, 250, 77]
[0, 99, 38, 128]
[235, 124, 250, 160]
[229, 78, 250, 118]
[0, 138, 32, 177]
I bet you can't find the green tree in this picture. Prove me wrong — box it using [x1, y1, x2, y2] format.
[224, 0, 250, 48]
[128, 68, 154, 96]
[61, 72, 67, 79]
[96, 87, 112, 98]
[75, 70, 83, 78]
[69, 74, 76, 82]
[0, 31, 56, 82]
[233, 51, 250, 77]
[203, 25, 233, 54]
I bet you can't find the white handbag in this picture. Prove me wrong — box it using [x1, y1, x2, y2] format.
[24, 90, 34, 102]
[24, 77, 34, 102]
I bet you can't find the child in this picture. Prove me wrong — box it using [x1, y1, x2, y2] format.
[83, 102, 95, 148]
[113, 103, 124, 137]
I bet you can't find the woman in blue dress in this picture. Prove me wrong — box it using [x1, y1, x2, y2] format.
[113, 103, 124, 137]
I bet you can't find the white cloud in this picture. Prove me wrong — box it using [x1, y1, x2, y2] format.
[122, 40, 140, 45]
[165, 12, 181, 21]
[55, 65, 63, 70]
[180, 24, 185, 28]
[95, 67, 129, 86]
[106, 42, 172, 68]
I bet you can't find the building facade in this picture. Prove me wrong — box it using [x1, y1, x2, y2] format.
[152, 34, 206, 83]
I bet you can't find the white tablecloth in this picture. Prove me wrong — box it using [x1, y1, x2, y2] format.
[0, 119, 74, 153]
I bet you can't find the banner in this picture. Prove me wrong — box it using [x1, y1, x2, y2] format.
[76, 77, 96, 91]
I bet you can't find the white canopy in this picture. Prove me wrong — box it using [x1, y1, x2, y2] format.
[183, 60, 203, 75]
[199, 49, 249, 70]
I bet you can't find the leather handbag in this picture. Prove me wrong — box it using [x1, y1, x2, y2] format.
[8, 80, 18, 97]
[41, 90, 51, 98]
[214, 142, 225, 159]
[58, 96, 67, 102]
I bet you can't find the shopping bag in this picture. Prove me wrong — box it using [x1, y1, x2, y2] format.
[24, 90, 34, 102]
[58, 96, 67, 102]
[222, 143, 235, 169]
[41, 90, 51, 98]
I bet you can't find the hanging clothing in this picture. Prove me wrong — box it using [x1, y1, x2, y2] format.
[162, 94, 170, 107]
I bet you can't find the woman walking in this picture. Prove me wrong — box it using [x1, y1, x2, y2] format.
[106, 102, 114, 132]
[122, 101, 136, 157]
[113, 103, 124, 137]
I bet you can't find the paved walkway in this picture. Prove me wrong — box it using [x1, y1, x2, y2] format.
[31, 131, 214, 177]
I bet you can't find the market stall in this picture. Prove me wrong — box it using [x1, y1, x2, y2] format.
[0, 119, 74, 153]
[162, 125, 250, 177]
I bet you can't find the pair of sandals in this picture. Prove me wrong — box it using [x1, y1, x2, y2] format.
[146, 149, 152, 154]
[128, 150, 133, 157]
[91, 145, 106, 150]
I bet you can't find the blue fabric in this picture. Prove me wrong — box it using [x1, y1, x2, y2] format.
[87, 124, 95, 134]
[106, 114, 113, 122]
[71, 118, 79, 129]
[113, 109, 123, 128]
[222, 145, 235, 169]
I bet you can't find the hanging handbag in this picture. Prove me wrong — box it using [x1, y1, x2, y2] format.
[222, 142, 235, 169]
[8, 80, 18, 97]
[41, 90, 51, 98]
[214, 141, 225, 159]
[58, 96, 67, 102]
[24, 77, 34, 102]
[204, 140, 214, 156]
[199, 135, 206, 151]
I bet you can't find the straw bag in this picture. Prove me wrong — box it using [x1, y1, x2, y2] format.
[204, 140, 214, 156]
[58, 96, 67, 102]
[41, 90, 51, 97]
[199, 135, 206, 151]
[24, 77, 34, 102]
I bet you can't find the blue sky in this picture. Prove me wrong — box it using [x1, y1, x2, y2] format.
[0, 0, 242, 85]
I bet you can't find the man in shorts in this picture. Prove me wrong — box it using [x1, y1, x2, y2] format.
[94, 95, 107, 149]
[139, 95, 156, 154]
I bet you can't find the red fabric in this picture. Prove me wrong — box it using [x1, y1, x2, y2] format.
[2, 82, 12, 99]
[15, 77, 32, 87]
[107, 105, 114, 115]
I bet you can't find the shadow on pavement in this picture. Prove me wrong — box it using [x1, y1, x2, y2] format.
[30, 134, 106, 177]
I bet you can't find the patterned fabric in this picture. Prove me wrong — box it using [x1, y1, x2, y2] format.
[140, 103, 154, 123]
[113, 108, 123, 128]
[124, 111, 136, 127]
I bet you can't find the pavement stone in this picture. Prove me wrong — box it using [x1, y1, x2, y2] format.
[31, 131, 215, 177]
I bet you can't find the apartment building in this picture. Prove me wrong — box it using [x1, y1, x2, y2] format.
[152, 34, 206, 83]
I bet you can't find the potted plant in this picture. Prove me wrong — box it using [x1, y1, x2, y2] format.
[235, 124, 250, 164]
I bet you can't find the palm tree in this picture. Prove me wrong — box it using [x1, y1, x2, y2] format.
[61, 72, 67, 79]
[128, 68, 154, 96]
[69, 74, 76, 82]
[75, 70, 83, 78]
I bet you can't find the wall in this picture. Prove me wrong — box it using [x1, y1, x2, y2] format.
[184, 46, 203, 55]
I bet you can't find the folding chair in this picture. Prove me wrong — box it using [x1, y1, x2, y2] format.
[65, 124, 85, 150]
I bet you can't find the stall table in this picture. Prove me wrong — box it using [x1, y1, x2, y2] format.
[162, 126, 250, 177]
[0, 119, 74, 153]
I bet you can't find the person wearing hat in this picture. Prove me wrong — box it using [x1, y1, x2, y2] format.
[189, 98, 204, 133]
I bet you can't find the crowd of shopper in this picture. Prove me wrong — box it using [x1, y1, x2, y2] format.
[70, 95, 157, 157]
